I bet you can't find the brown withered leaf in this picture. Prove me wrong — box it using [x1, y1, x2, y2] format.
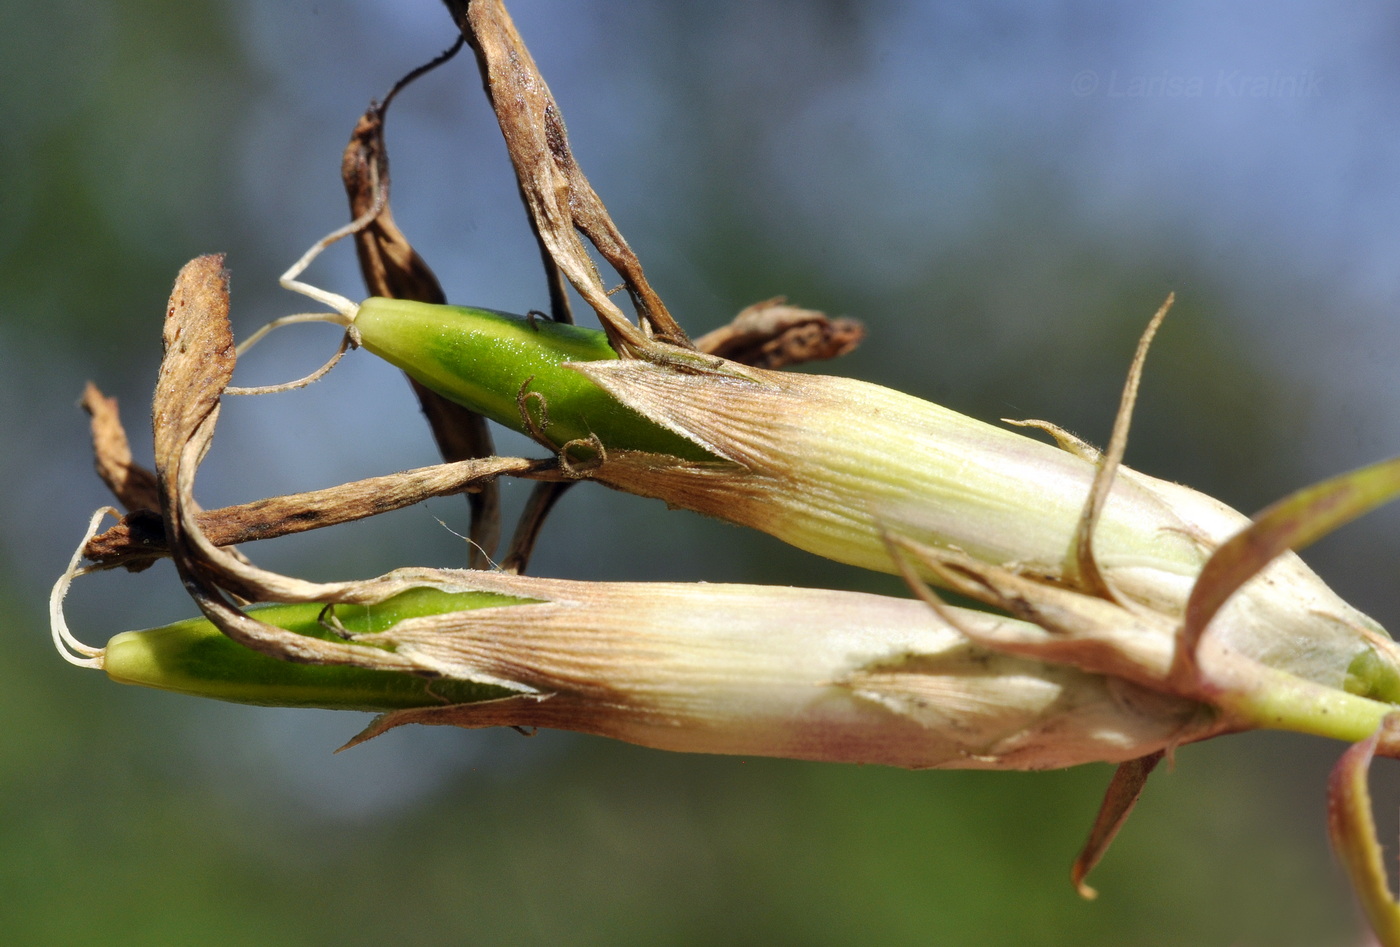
[342, 112, 449, 306]
[444, 0, 692, 355]
[1071, 751, 1164, 900]
[81, 383, 161, 515]
[153, 257, 236, 485]
[693, 297, 865, 369]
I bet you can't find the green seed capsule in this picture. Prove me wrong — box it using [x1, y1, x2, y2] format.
[103, 588, 528, 710]
[353, 298, 712, 460]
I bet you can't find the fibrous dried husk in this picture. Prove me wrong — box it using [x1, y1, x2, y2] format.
[334, 572, 1216, 769]
[568, 356, 1391, 702]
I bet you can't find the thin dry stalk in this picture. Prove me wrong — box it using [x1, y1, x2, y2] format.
[444, 0, 690, 354]
[340, 65, 506, 568]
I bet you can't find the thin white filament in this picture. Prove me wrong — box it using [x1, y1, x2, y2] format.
[278, 178, 386, 320]
[225, 332, 352, 397]
[235, 312, 349, 357]
[50, 507, 121, 668]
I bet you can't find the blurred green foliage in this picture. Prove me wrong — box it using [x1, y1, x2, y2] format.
[5, 0, 1395, 943]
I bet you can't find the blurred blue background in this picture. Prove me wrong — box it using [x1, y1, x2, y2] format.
[5, 1, 1400, 942]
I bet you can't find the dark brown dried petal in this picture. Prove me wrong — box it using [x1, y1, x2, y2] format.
[694, 297, 865, 369]
[81, 382, 161, 514]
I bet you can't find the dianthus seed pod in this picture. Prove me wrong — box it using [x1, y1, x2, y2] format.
[347, 298, 1393, 703]
[66, 570, 1221, 769]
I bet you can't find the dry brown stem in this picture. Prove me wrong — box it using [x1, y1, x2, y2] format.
[82, 452, 550, 570]
[1067, 294, 1173, 601]
[444, 0, 692, 355]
